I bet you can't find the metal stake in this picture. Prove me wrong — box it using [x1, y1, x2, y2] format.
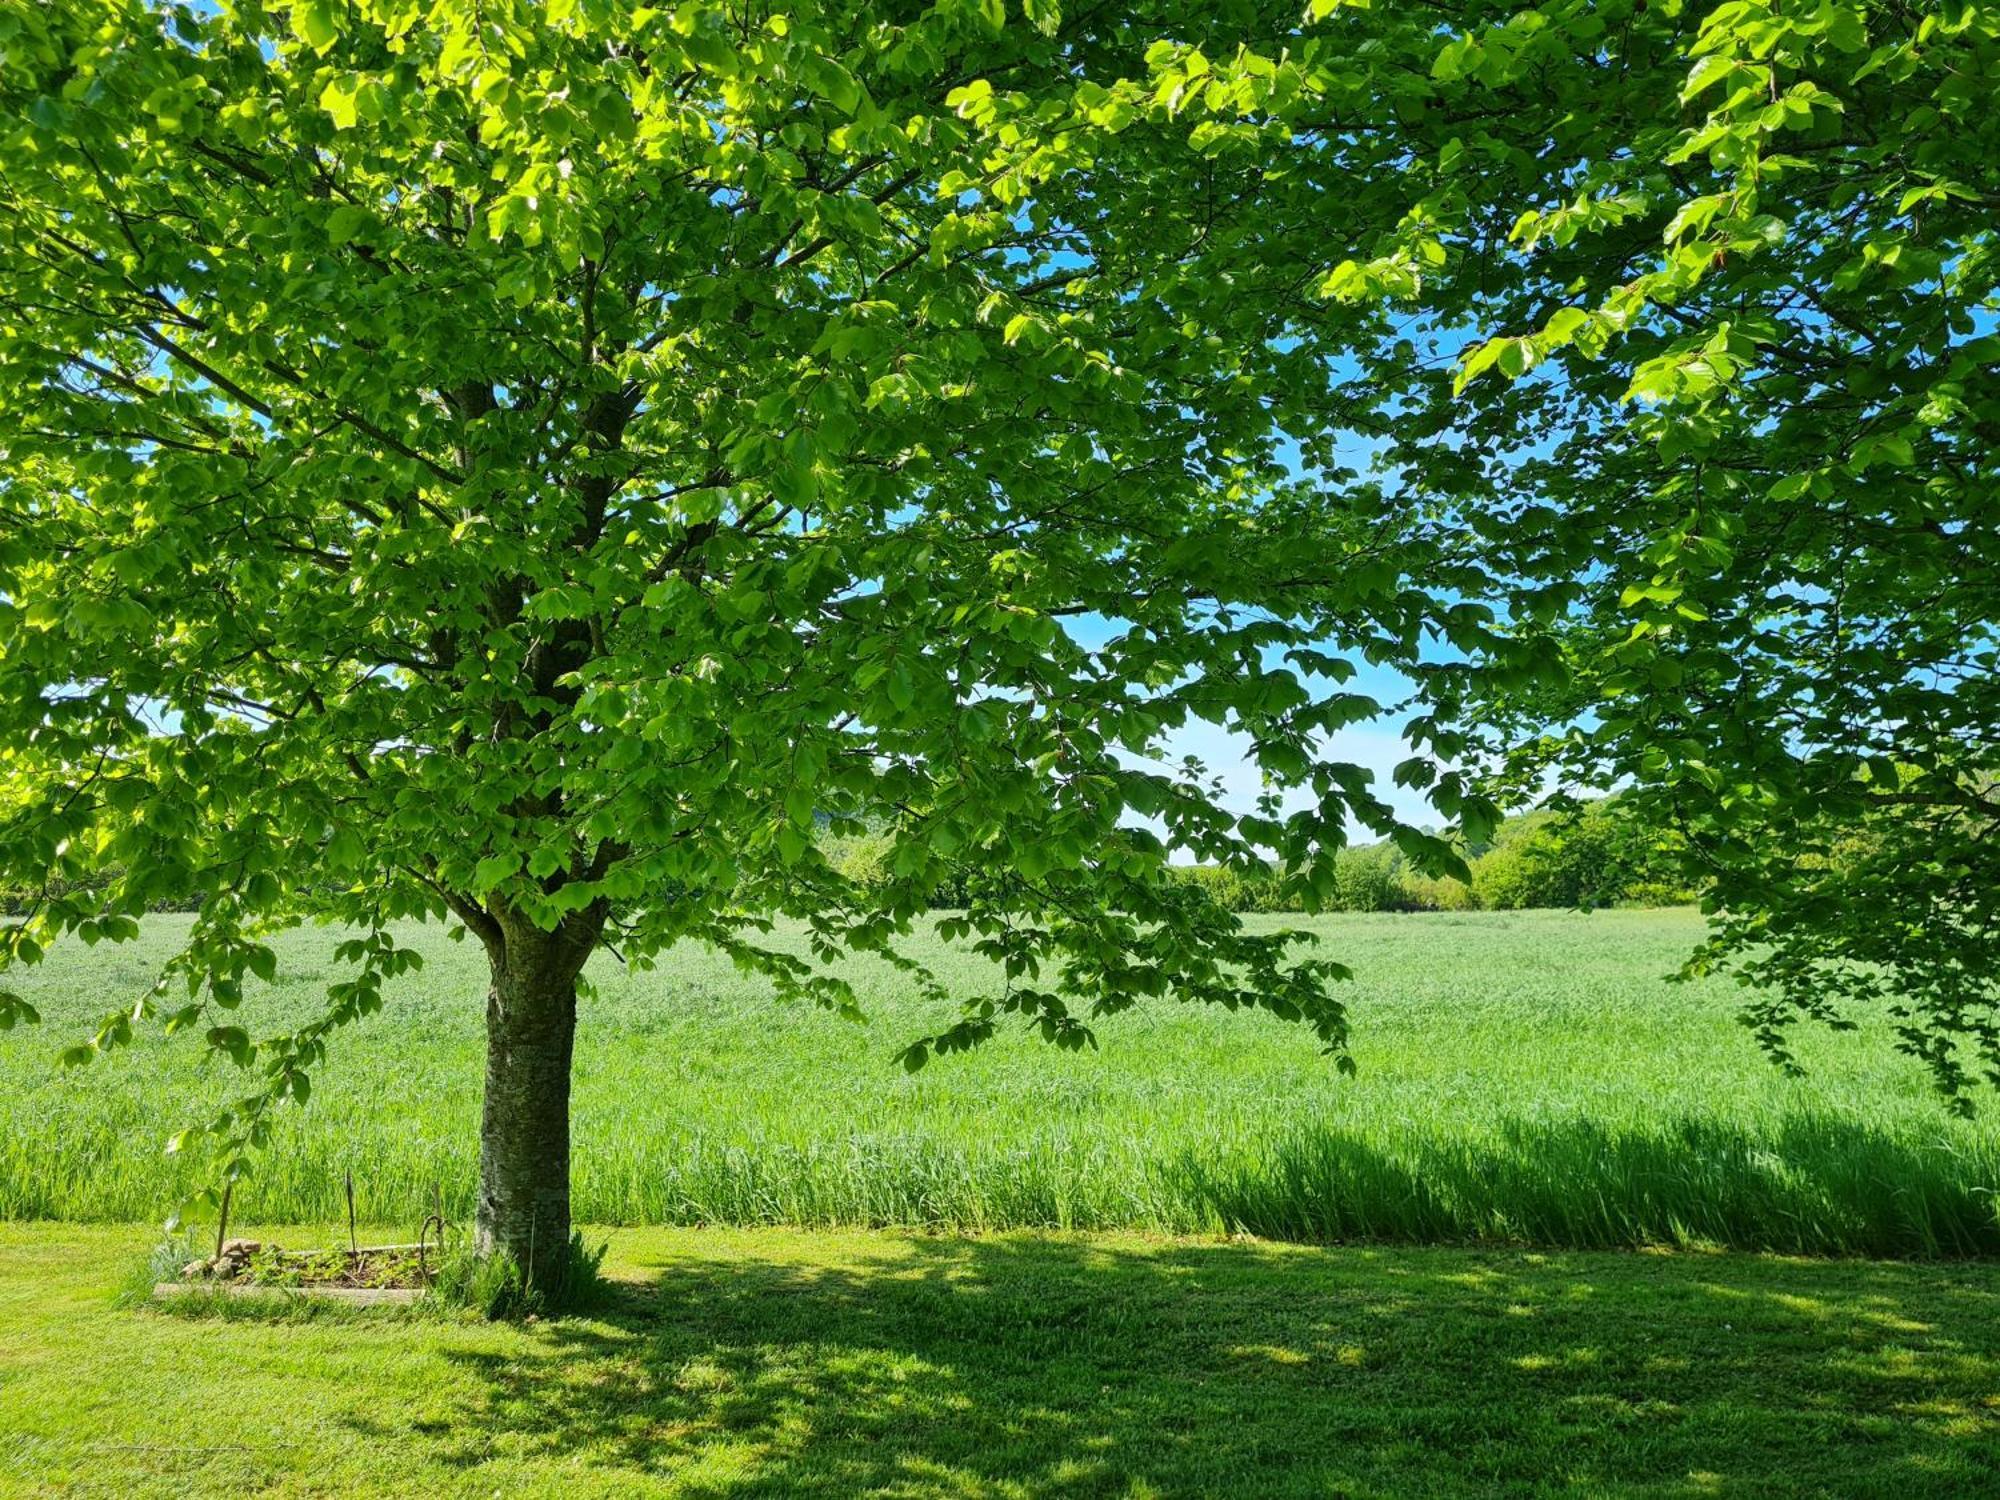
[213, 1178, 235, 1264]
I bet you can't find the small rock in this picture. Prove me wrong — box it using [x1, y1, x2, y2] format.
[181, 1258, 212, 1280]
[220, 1238, 262, 1258]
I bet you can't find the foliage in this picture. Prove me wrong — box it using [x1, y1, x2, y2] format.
[1158, 862, 1302, 914]
[1278, 0, 2000, 1100]
[1391, 862, 1485, 915]
[1470, 800, 1693, 911]
[817, 827, 970, 908]
[0, 0, 1504, 1201]
[16, 1222, 2000, 1497]
[1156, 803, 1688, 914]
[8, 911, 1997, 1257]
[224, 1242, 423, 1289]
[825, 800, 1691, 914]
[1, 0, 1995, 1220]
[1320, 842, 1406, 914]
[1157, 845, 1481, 913]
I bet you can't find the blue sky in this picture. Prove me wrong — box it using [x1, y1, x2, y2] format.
[1056, 608, 1435, 839]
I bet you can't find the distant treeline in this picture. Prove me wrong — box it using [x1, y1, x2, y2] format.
[824, 797, 1697, 914]
[1161, 799, 1696, 913]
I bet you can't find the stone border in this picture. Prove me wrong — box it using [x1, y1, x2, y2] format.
[153, 1281, 422, 1307]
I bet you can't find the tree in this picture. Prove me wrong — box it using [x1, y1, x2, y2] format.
[1248, 0, 1997, 1101]
[0, 0, 1486, 1290]
[991, 0, 1996, 1101]
[1439, 0, 2000, 1104]
[1470, 799, 1689, 912]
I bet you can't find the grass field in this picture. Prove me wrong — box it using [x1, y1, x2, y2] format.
[3, 909, 1998, 1256]
[3, 1222, 1998, 1498]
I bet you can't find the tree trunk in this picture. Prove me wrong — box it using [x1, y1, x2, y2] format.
[475, 938, 580, 1297]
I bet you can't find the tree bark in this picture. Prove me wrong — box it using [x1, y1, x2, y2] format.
[474, 930, 585, 1297]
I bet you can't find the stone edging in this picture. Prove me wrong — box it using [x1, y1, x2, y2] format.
[152, 1282, 422, 1307]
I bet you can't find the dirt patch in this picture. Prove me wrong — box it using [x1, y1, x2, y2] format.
[176, 1238, 435, 1293]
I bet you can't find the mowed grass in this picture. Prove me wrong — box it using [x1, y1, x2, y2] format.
[3, 1222, 1999, 1498]
[3, 910, 1998, 1255]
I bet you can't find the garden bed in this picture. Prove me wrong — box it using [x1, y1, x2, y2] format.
[156, 1236, 435, 1304]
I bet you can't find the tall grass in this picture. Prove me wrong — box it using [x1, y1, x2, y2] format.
[3, 910, 1995, 1255]
[1168, 1112, 2000, 1257]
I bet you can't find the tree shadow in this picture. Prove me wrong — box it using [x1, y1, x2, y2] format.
[400, 1230, 2000, 1498]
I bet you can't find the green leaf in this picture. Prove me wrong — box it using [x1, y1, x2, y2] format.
[320, 77, 360, 130]
[1496, 338, 1537, 378]
[473, 853, 522, 891]
[1454, 337, 1508, 394]
[326, 825, 365, 870]
[818, 59, 862, 115]
[206, 1026, 252, 1066]
[0, 991, 38, 1030]
[1680, 54, 1737, 103]
[296, 0, 340, 54]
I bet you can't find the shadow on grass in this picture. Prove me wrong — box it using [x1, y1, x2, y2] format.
[411, 1233, 2000, 1498]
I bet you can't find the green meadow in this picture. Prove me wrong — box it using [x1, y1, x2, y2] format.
[4, 909, 1996, 1256]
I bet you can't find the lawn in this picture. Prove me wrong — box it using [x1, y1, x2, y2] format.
[1, 1222, 1997, 1498]
[3, 909, 1998, 1255]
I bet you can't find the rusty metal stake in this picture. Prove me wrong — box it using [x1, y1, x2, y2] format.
[213, 1178, 235, 1264]
[417, 1213, 445, 1285]
[418, 1180, 450, 1286]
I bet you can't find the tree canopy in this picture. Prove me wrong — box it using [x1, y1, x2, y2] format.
[1049, 0, 2000, 1101]
[1318, 0, 2000, 1102]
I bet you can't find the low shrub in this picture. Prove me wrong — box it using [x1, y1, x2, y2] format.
[426, 1232, 609, 1319]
